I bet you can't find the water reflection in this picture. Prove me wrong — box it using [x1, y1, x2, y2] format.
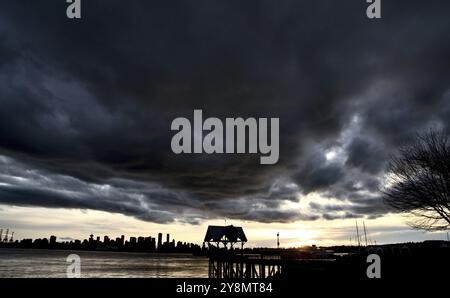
[0, 248, 208, 278]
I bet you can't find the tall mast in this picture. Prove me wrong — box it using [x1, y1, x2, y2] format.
[363, 221, 368, 246]
[355, 220, 361, 247]
[3, 229, 8, 242]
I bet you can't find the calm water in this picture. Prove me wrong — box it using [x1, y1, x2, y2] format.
[0, 248, 208, 278]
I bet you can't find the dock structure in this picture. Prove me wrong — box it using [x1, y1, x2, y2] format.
[208, 253, 282, 278]
[203, 225, 283, 278]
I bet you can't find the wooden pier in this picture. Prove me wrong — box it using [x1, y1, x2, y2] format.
[208, 253, 283, 278]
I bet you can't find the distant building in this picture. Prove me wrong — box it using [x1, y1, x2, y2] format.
[49, 235, 56, 246]
[158, 233, 162, 249]
[166, 233, 170, 244]
[0, 232, 202, 255]
[151, 237, 156, 251]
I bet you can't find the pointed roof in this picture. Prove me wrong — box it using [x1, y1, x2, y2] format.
[204, 225, 247, 243]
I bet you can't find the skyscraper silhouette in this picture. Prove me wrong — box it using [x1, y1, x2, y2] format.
[158, 233, 162, 250]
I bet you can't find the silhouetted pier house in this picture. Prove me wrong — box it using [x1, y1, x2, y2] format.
[204, 225, 282, 278]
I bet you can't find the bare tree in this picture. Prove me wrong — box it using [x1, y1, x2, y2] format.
[383, 130, 450, 231]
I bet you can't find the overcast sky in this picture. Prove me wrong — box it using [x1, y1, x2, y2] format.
[0, 1, 449, 245]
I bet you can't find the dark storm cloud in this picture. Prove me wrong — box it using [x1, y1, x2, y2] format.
[345, 137, 386, 174]
[0, 0, 449, 223]
[309, 195, 390, 220]
[0, 156, 304, 223]
[293, 162, 344, 194]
